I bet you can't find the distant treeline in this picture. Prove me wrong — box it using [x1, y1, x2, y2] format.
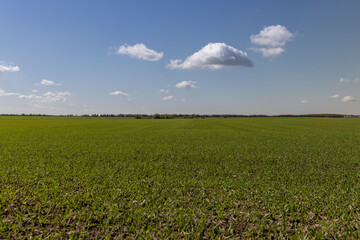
[134, 113, 359, 119]
[0, 113, 359, 118]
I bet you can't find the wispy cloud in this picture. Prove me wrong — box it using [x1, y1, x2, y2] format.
[251, 47, 285, 58]
[0, 89, 20, 97]
[109, 91, 130, 100]
[301, 100, 310, 104]
[42, 91, 71, 102]
[0, 65, 20, 73]
[116, 43, 163, 61]
[341, 96, 357, 102]
[340, 77, 359, 83]
[329, 94, 340, 99]
[19, 91, 71, 103]
[167, 43, 253, 70]
[40, 79, 61, 86]
[175, 80, 198, 89]
[18, 94, 42, 100]
[159, 89, 169, 94]
[251, 25, 294, 57]
[162, 95, 173, 101]
[0, 89, 72, 103]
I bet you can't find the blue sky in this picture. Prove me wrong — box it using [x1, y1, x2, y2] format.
[1, 0, 360, 115]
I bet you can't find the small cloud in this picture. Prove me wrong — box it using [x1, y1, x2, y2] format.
[175, 80, 198, 89]
[341, 96, 357, 102]
[32, 89, 38, 93]
[301, 100, 310, 104]
[340, 77, 359, 83]
[329, 94, 339, 99]
[0, 65, 20, 73]
[251, 47, 285, 58]
[0, 87, 72, 105]
[162, 95, 173, 101]
[116, 43, 163, 61]
[18, 94, 42, 100]
[18, 91, 71, 103]
[340, 77, 348, 83]
[43, 91, 71, 102]
[159, 89, 169, 94]
[167, 43, 253, 70]
[251, 25, 294, 57]
[109, 90, 130, 100]
[182, 98, 186, 102]
[41, 79, 61, 86]
[0, 89, 20, 97]
[251, 25, 294, 47]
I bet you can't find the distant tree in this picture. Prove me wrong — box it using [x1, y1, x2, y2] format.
[153, 113, 161, 119]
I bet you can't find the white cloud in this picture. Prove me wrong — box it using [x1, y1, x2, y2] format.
[109, 90, 130, 100]
[159, 89, 169, 94]
[0, 65, 20, 73]
[162, 95, 173, 101]
[301, 100, 310, 104]
[251, 25, 293, 57]
[14, 91, 72, 104]
[18, 94, 43, 100]
[341, 96, 357, 102]
[32, 89, 38, 93]
[175, 80, 198, 89]
[117, 43, 163, 61]
[18, 91, 71, 103]
[251, 25, 293, 47]
[340, 77, 349, 83]
[251, 47, 285, 58]
[329, 94, 340, 99]
[340, 77, 359, 83]
[167, 43, 253, 70]
[42, 91, 71, 102]
[41, 79, 61, 86]
[182, 98, 186, 102]
[0, 89, 20, 97]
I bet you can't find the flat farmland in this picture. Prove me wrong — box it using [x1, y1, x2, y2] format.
[1, 117, 360, 239]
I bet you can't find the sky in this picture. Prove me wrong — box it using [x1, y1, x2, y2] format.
[1, 0, 360, 115]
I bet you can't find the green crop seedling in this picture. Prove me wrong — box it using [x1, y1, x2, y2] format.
[1, 116, 360, 238]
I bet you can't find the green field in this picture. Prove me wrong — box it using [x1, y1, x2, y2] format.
[1, 117, 360, 239]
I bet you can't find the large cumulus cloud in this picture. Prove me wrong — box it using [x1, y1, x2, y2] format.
[167, 43, 253, 70]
